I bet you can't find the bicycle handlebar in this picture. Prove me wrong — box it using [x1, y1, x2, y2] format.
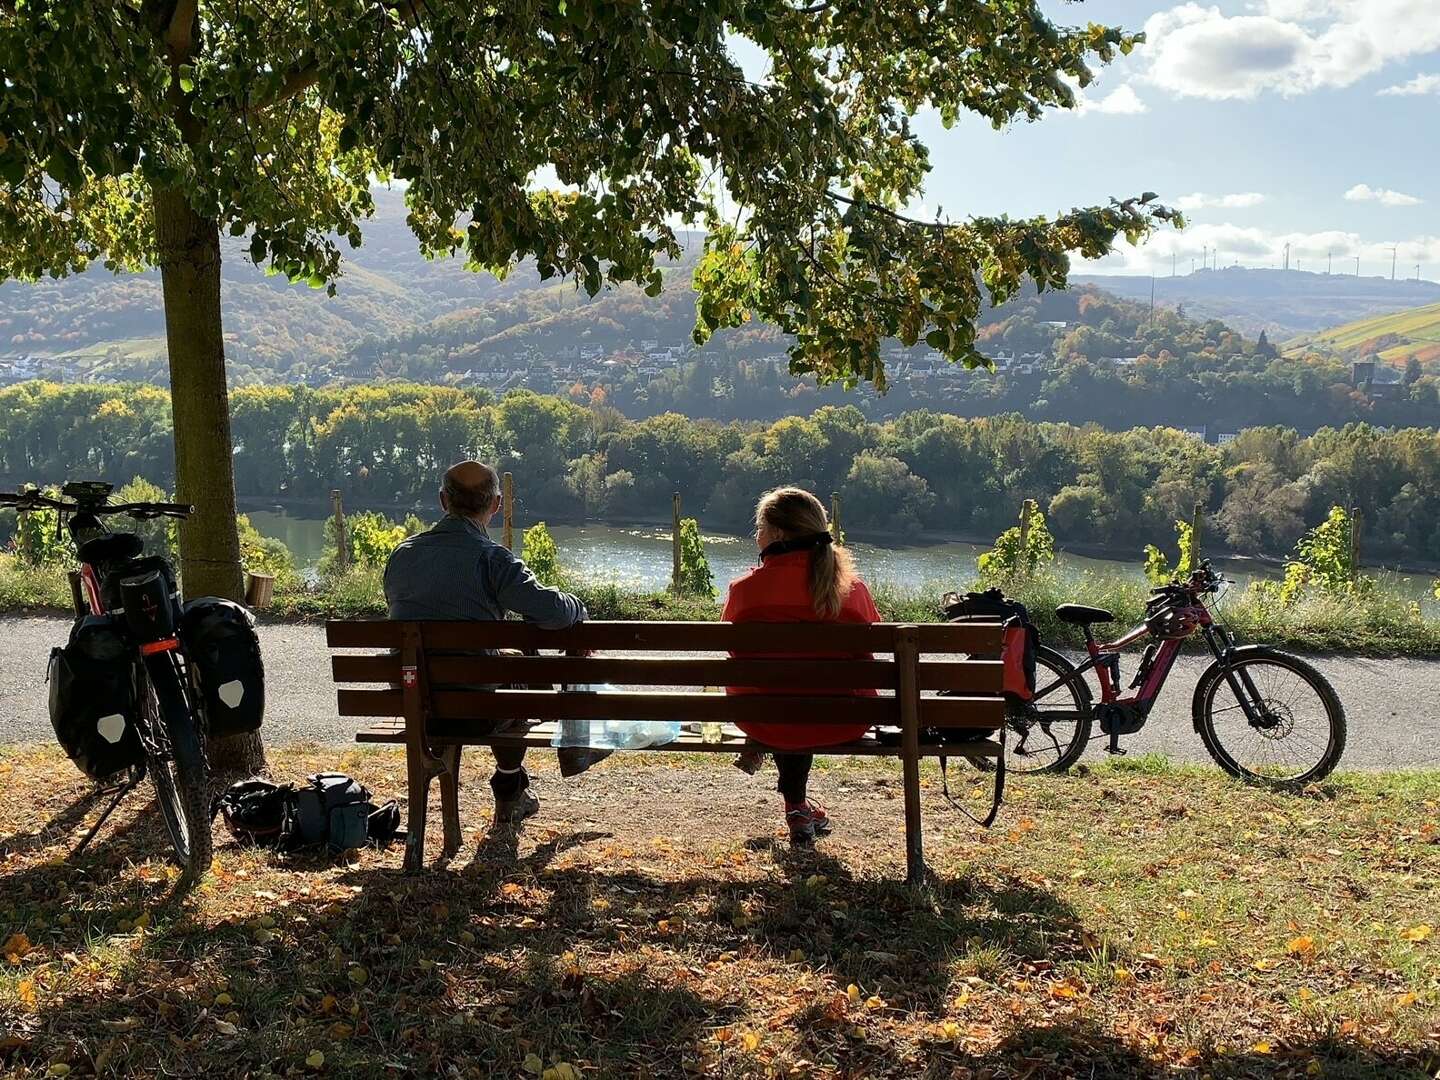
[0, 491, 193, 519]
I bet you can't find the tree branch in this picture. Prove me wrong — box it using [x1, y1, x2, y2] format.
[165, 0, 197, 59]
[826, 190, 950, 230]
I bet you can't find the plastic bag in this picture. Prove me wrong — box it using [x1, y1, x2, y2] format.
[550, 685, 680, 750]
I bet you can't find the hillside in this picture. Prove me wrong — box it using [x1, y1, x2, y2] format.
[1284, 301, 1440, 367]
[1071, 267, 1440, 338]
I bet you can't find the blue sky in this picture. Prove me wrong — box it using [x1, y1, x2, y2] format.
[896, 1, 1439, 276]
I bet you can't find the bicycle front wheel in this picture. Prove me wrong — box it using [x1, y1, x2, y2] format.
[1196, 647, 1346, 788]
[142, 654, 213, 881]
[969, 644, 1094, 775]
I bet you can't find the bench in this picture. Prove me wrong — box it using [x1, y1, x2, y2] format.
[326, 619, 1007, 884]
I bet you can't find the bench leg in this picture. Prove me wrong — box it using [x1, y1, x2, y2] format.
[902, 749, 926, 888]
[439, 745, 463, 855]
[403, 749, 433, 874]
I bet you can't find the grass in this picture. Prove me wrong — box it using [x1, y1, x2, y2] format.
[5, 555, 1440, 657]
[0, 745, 1437, 1078]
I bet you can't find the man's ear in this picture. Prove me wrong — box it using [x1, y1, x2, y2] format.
[439, 490, 450, 513]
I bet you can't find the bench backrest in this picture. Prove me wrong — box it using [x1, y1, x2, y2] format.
[326, 620, 1006, 732]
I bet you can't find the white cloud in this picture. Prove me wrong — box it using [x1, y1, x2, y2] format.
[1344, 183, 1423, 206]
[1080, 222, 1440, 275]
[1379, 72, 1440, 95]
[1142, 1, 1440, 100]
[1173, 192, 1267, 210]
[1076, 84, 1149, 116]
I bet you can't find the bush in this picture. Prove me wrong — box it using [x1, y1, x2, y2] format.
[11, 486, 69, 566]
[977, 503, 1055, 582]
[321, 511, 424, 574]
[1254, 505, 1372, 606]
[522, 522, 562, 586]
[1143, 519, 1197, 586]
[675, 517, 715, 598]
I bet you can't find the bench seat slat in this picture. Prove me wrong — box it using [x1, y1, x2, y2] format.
[352, 719, 1002, 759]
[327, 619, 1004, 654]
[332, 652, 1004, 694]
[336, 687, 1004, 728]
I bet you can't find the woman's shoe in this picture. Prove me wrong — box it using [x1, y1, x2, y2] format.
[785, 801, 829, 848]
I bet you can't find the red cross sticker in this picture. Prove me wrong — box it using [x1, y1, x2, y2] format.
[402, 665, 417, 688]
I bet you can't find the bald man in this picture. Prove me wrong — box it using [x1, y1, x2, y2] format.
[384, 460, 588, 826]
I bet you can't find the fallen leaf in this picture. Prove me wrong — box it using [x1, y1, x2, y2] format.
[3, 933, 33, 962]
[1253, 1041, 1272, 1054]
[741, 1032, 760, 1052]
[1287, 936, 1317, 961]
[787, 949, 805, 963]
[214, 1020, 239, 1036]
[522, 1053, 544, 1075]
[46, 1066, 71, 1078]
[16, 979, 36, 1010]
[846, 984, 861, 1004]
[714, 1027, 733, 1044]
[214, 993, 233, 1007]
[1395, 991, 1419, 1007]
[1399, 925, 1431, 942]
[347, 965, 369, 986]
[305, 1049, 325, 1069]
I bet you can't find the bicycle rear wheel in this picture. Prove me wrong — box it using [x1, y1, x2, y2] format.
[142, 655, 213, 881]
[969, 644, 1093, 774]
[1196, 647, 1346, 788]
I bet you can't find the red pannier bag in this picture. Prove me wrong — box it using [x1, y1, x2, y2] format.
[941, 589, 1037, 702]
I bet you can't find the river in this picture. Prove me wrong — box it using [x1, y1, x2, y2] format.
[244, 506, 1387, 597]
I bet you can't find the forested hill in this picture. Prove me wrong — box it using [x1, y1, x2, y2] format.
[1072, 268, 1440, 339]
[0, 187, 708, 383]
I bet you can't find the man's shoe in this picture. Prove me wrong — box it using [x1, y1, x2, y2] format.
[493, 789, 539, 829]
[558, 746, 613, 778]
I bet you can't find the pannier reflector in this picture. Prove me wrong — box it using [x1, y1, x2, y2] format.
[96, 714, 127, 744]
[218, 680, 245, 708]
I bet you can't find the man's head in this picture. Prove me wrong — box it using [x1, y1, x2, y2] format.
[441, 461, 501, 523]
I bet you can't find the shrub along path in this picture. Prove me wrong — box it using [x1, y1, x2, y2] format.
[2, 615, 1436, 769]
[0, 746, 1436, 1078]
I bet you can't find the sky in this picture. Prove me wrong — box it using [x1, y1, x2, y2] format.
[892, 0, 1440, 277]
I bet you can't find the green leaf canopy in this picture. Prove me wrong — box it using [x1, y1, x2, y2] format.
[0, 0, 1179, 386]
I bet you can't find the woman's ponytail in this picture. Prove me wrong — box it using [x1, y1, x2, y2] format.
[755, 487, 855, 618]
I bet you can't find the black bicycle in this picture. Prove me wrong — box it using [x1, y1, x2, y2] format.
[2, 481, 214, 879]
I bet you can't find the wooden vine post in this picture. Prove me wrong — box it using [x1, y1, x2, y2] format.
[1349, 505, 1362, 582]
[830, 492, 842, 541]
[331, 489, 348, 572]
[502, 471, 514, 550]
[1017, 498, 1035, 578]
[1191, 501, 1205, 567]
[671, 492, 682, 595]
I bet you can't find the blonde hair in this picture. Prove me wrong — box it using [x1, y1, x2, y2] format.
[755, 486, 855, 618]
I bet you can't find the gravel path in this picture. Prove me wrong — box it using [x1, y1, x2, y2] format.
[2, 615, 1434, 769]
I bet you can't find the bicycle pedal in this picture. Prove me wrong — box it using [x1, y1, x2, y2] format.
[1104, 746, 1127, 756]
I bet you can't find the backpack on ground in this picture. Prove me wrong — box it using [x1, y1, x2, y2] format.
[941, 588, 1038, 702]
[212, 773, 402, 853]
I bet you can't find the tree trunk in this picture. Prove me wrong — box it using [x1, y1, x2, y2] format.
[154, 185, 265, 776]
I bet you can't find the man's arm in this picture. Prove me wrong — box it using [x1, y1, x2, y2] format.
[486, 546, 588, 629]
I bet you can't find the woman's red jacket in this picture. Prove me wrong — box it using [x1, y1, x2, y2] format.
[720, 548, 882, 751]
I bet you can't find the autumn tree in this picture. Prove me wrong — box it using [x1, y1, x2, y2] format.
[2, 0, 1175, 769]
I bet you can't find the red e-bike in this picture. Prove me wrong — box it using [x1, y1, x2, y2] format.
[991, 561, 1346, 788]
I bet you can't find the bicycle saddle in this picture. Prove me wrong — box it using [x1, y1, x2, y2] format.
[1055, 603, 1114, 625]
[77, 533, 144, 566]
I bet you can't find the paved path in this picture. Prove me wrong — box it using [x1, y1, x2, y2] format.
[1, 615, 1434, 769]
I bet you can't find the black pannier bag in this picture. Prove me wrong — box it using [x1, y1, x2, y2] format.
[180, 597, 264, 737]
[941, 588, 1038, 701]
[47, 615, 145, 780]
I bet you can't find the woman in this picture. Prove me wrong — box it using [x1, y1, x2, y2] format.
[722, 486, 882, 847]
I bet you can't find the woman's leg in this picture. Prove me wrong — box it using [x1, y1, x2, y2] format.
[774, 752, 831, 845]
[774, 752, 813, 803]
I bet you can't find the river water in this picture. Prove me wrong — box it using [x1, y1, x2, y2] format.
[246, 507, 1317, 595]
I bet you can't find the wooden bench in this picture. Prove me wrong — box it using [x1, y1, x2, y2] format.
[326, 619, 1007, 884]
